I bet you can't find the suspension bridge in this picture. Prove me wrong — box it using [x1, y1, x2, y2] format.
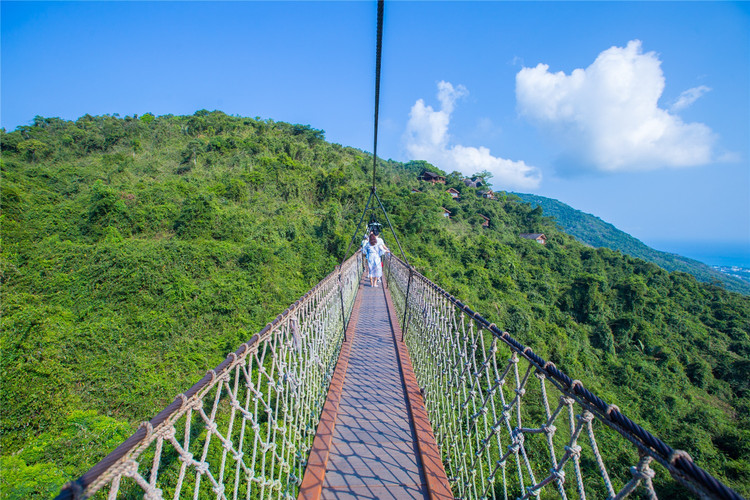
[55, 251, 744, 500]
[56, 2, 744, 498]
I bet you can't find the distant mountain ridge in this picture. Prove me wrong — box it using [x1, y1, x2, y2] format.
[512, 192, 750, 295]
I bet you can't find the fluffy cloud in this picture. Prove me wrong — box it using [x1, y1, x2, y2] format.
[671, 85, 711, 112]
[405, 81, 542, 190]
[516, 40, 717, 172]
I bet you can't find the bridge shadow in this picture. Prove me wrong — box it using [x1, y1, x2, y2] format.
[319, 282, 428, 499]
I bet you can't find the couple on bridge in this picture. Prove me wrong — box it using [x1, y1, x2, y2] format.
[362, 231, 390, 287]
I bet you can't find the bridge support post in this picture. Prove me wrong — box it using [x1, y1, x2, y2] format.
[385, 252, 393, 289]
[401, 266, 414, 342]
[337, 265, 347, 343]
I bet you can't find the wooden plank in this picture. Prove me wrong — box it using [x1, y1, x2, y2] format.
[320, 282, 425, 499]
[301, 277, 452, 500]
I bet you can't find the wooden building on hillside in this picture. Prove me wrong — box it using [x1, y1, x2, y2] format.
[446, 188, 460, 199]
[419, 171, 446, 184]
[519, 233, 547, 245]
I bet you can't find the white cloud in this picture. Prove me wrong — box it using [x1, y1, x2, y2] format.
[516, 40, 717, 173]
[670, 85, 711, 112]
[404, 81, 542, 189]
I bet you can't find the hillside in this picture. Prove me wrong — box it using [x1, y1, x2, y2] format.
[512, 192, 750, 295]
[1, 112, 749, 497]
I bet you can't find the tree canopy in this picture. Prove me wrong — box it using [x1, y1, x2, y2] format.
[1, 111, 748, 497]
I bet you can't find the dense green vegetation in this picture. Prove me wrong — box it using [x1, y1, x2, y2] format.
[512, 192, 750, 295]
[1, 112, 749, 498]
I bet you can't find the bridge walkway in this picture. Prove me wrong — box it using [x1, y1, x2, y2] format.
[299, 276, 451, 500]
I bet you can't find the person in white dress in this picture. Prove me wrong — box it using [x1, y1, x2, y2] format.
[363, 232, 390, 287]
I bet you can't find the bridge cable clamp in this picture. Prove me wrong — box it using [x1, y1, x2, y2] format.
[669, 449, 694, 465]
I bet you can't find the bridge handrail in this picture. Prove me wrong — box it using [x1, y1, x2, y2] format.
[57, 252, 363, 500]
[386, 254, 742, 500]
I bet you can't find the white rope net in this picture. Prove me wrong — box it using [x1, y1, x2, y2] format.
[67, 253, 362, 500]
[385, 255, 730, 500]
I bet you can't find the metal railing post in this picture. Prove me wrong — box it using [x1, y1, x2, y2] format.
[401, 265, 413, 342]
[338, 265, 347, 343]
[385, 252, 393, 289]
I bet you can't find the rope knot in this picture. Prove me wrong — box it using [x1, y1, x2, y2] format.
[177, 393, 189, 407]
[195, 461, 210, 475]
[510, 430, 525, 448]
[565, 444, 582, 458]
[631, 464, 656, 480]
[262, 442, 277, 452]
[140, 421, 154, 436]
[579, 410, 595, 423]
[552, 469, 566, 482]
[526, 484, 542, 497]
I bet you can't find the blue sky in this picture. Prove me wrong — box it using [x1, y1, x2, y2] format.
[2, 1, 749, 266]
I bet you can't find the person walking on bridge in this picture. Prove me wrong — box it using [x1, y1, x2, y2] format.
[364, 232, 389, 287]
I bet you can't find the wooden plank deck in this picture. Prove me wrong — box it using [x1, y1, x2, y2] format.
[299, 277, 452, 500]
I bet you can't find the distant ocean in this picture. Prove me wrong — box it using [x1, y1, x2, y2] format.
[647, 240, 750, 268]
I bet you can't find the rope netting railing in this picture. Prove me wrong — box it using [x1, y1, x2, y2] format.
[57, 253, 363, 500]
[385, 255, 743, 500]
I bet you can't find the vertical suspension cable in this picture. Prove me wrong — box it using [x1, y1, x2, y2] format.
[342, 0, 411, 276]
[372, 0, 384, 191]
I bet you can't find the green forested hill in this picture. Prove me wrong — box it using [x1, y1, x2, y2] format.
[512, 192, 750, 295]
[1, 112, 749, 497]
